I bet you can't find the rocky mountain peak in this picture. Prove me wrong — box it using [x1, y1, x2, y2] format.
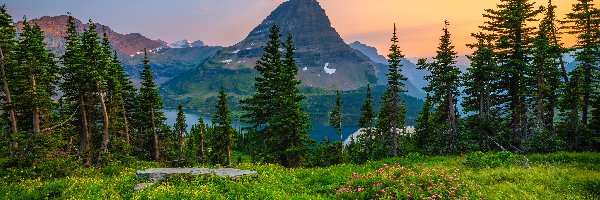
[202, 0, 376, 90]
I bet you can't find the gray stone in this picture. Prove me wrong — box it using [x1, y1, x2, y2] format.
[134, 182, 155, 191]
[134, 168, 258, 190]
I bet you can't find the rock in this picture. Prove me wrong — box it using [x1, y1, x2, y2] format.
[134, 168, 258, 191]
[136, 168, 258, 180]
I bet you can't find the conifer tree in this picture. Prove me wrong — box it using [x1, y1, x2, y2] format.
[197, 117, 206, 163]
[564, 0, 600, 126]
[0, 5, 17, 137]
[528, 2, 563, 134]
[329, 91, 343, 144]
[81, 23, 111, 157]
[462, 32, 504, 151]
[358, 84, 375, 158]
[175, 104, 187, 160]
[60, 15, 92, 154]
[481, 0, 541, 148]
[376, 24, 408, 156]
[213, 87, 234, 166]
[137, 49, 165, 161]
[12, 19, 58, 135]
[242, 26, 311, 166]
[415, 94, 433, 153]
[417, 20, 461, 153]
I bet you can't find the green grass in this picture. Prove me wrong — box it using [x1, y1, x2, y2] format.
[1, 152, 599, 199]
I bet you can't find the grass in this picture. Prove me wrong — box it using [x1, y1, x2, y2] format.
[1, 152, 599, 199]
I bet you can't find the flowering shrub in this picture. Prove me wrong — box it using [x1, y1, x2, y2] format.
[337, 164, 477, 199]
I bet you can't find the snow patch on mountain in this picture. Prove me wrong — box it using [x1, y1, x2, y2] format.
[323, 63, 336, 74]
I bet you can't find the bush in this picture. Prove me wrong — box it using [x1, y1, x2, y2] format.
[463, 151, 516, 168]
[337, 164, 478, 199]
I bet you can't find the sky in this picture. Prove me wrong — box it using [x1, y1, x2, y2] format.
[5, 0, 581, 58]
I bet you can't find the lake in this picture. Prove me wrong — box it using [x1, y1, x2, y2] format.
[162, 108, 359, 142]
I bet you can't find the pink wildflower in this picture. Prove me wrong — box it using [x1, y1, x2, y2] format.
[406, 194, 412, 199]
[357, 186, 362, 192]
[353, 172, 358, 179]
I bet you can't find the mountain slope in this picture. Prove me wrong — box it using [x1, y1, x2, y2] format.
[349, 41, 427, 98]
[16, 15, 221, 87]
[166, 0, 376, 93]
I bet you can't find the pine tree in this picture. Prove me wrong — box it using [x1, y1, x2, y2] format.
[528, 2, 563, 135]
[417, 20, 461, 153]
[137, 49, 165, 161]
[462, 32, 504, 151]
[377, 24, 408, 157]
[175, 104, 187, 160]
[358, 84, 375, 158]
[111, 51, 136, 147]
[81, 23, 111, 158]
[12, 19, 58, 136]
[242, 26, 311, 167]
[415, 94, 433, 153]
[329, 91, 343, 143]
[0, 5, 17, 137]
[60, 15, 93, 155]
[197, 116, 206, 163]
[481, 0, 541, 148]
[564, 0, 600, 126]
[213, 87, 234, 166]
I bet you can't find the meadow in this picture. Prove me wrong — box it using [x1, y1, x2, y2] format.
[1, 151, 599, 199]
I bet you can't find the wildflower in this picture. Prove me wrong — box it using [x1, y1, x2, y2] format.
[353, 172, 358, 179]
[377, 182, 382, 187]
[380, 189, 385, 193]
[357, 186, 362, 192]
[406, 194, 411, 199]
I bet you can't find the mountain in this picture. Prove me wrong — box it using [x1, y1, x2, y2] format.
[163, 0, 376, 95]
[15, 15, 166, 56]
[16, 15, 222, 87]
[167, 39, 206, 48]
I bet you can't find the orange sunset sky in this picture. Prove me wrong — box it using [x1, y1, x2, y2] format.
[7, 0, 587, 58]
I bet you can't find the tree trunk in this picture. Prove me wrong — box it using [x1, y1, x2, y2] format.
[0, 47, 18, 139]
[31, 73, 40, 135]
[582, 63, 591, 126]
[123, 110, 130, 146]
[79, 96, 90, 154]
[448, 90, 458, 150]
[226, 145, 231, 166]
[199, 128, 205, 163]
[178, 130, 184, 160]
[391, 90, 398, 157]
[151, 107, 159, 161]
[98, 81, 110, 155]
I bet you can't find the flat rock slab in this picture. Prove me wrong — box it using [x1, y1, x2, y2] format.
[134, 168, 258, 190]
[136, 168, 258, 181]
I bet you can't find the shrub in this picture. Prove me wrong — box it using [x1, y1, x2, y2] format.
[337, 164, 478, 199]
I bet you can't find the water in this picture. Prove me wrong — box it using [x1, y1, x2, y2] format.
[162, 108, 359, 142]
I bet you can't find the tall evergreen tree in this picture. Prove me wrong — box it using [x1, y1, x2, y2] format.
[12, 19, 58, 135]
[376, 24, 408, 157]
[417, 20, 461, 153]
[81, 23, 111, 158]
[329, 91, 343, 144]
[462, 32, 504, 151]
[242, 26, 311, 167]
[60, 15, 93, 155]
[358, 84, 375, 158]
[415, 94, 433, 153]
[137, 49, 165, 161]
[528, 2, 563, 134]
[213, 87, 234, 166]
[175, 104, 187, 160]
[481, 0, 541, 149]
[0, 5, 17, 137]
[564, 0, 600, 126]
